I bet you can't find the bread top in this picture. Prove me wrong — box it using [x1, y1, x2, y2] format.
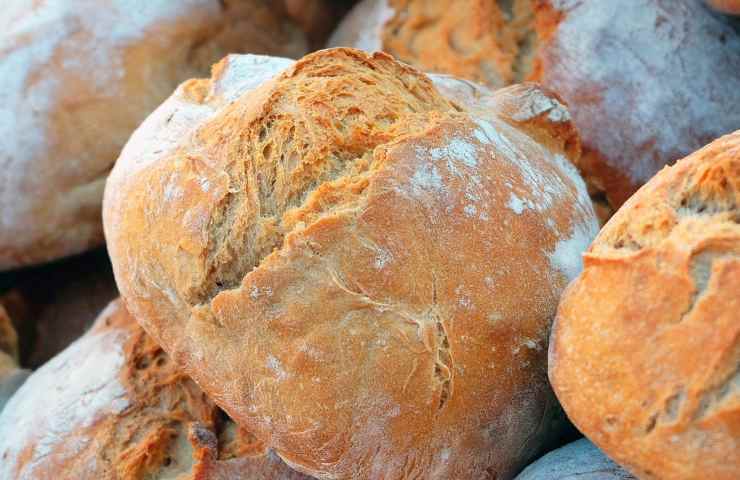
[514, 438, 636, 480]
[104, 48, 598, 478]
[0, 0, 307, 270]
[329, 0, 740, 216]
[0, 299, 308, 480]
[550, 131, 739, 479]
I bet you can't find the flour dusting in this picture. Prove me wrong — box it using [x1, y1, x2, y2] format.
[0, 313, 129, 479]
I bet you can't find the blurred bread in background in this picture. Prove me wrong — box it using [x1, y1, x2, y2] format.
[0, 0, 308, 270]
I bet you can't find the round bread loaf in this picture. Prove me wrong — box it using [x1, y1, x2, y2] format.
[329, 0, 740, 218]
[0, 299, 308, 479]
[104, 48, 598, 479]
[0, 0, 307, 270]
[707, 0, 740, 14]
[514, 438, 635, 480]
[549, 131, 740, 479]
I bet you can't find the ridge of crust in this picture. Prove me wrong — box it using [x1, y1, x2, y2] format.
[588, 132, 740, 258]
[184, 49, 459, 306]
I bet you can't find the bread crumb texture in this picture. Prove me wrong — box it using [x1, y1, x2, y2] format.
[104, 48, 598, 479]
[0, 0, 307, 270]
[550, 131, 740, 480]
[0, 300, 308, 480]
[329, 0, 740, 217]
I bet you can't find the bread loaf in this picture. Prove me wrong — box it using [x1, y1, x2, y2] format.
[0, 0, 307, 270]
[0, 299, 308, 479]
[329, 0, 740, 218]
[549, 131, 740, 479]
[104, 48, 598, 479]
[514, 438, 636, 480]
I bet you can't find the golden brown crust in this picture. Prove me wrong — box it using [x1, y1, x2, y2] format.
[549, 131, 740, 480]
[0, 0, 307, 270]
[0, 299, 308, 479]
[329, 0, 740, 219]
[105, 48, 598, 479]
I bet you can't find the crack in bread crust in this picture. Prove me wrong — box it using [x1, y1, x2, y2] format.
[188, 50, 458, 305]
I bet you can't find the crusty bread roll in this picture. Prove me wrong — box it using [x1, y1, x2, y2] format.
[104, 48, 598, 479]
[706, 0, 740, 14]
[514, 438, 635, 480]
[549, 131, 740, 479]
[0, 299, 308, 479]
[329, 0, 740, 218]
[0, 0, 307, 270]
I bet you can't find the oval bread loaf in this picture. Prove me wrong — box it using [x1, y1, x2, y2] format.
[104, 48, 598, 479]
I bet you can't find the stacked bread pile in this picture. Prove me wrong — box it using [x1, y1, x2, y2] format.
[0, 1, 736, 479]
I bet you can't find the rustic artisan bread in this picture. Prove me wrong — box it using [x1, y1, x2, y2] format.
[515, 438, 635, 480]
[0, 0, 307, 270]
[549, 131, 740, 480]
[0, 299, 308, 479]
[104, 48, 598, 479]
[329, 0, 740, 218]
[707, 0, 740, 14]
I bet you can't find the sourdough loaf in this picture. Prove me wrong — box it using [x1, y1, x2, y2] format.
[0, 0, 307, 270]
[329, 0, 740, 218]
[104, 48, 598, 479]
[549, 131, 740, 479]
[515, 438, 636, 480]
[0, 299, 308, 479]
